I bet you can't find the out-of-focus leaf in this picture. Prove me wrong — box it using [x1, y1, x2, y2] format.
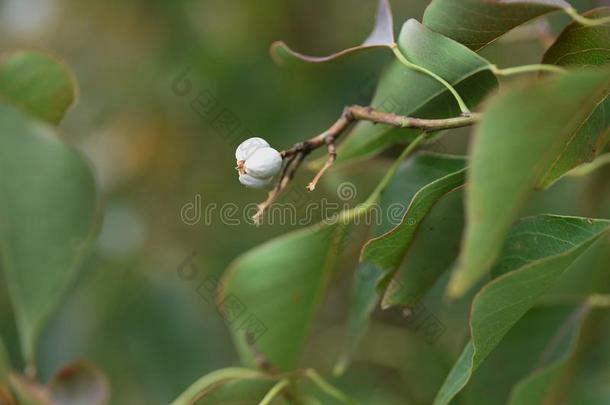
[330, 20, 496, 166]
[220, 222, 347, 371]
[170, 367, 273, 405]
[0, 50, 77, 125]
[434, 215, 610, 405]
[543, 8, 610, 67]
[422, 0, 571, 50]
[0, 103, 99, 361]
[49, 362, 110, 405]
[508, 302, 594, 405]
[448, 69, 610, 297]
[270, 0, 393, 65]
[0, 338, 9, 383]
[0, 338, 11, 405]
[379, 188, 465, 309]
[335, 263, 379, 376]
[338, 154, 466, 372]
[8, 374, 49, 405]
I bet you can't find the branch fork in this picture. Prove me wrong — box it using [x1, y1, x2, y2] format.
[252, 105, 481, 224]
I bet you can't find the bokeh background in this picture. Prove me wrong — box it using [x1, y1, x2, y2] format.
[0, 0, 608, 403]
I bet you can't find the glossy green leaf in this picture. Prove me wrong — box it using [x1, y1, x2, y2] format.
[422, 0, 570, 50]
[220, 222, 347, 371]
[0, 51, 77, 125]
[0, 103, 99, 361]
[332, 19, 497, 165]
[434, 215, 610, 405]
[270, 0, 393, 65]
[49, 362, 110, 405]
[338, 154, 466, 372]
[448, 69, 610, 297]
[543, 8, 610, 67]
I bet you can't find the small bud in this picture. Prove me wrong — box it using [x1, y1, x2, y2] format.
[239, 173, 272, 189]
[244, 147, 282, 179]
[235, 137, 269, 162]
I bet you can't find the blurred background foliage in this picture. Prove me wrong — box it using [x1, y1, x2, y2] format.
[0, 0, 608, 403]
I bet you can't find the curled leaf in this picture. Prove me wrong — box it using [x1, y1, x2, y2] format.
[270, 0, 394, 65]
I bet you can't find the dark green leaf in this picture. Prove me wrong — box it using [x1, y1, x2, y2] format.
[270, 0, 393, 65]
[535, 8, 610, 187]
[423, 0, 570, 50]
[338, 154, 466, 372]
[448, 69, 610, 296]
[434, 215, 610, 405]
[543, 8, 610, 67]
[0, 103, 99, 361]
[0, 51, 77, 125]
[379, 188, 465, 309]
[331, 20, 496, 165]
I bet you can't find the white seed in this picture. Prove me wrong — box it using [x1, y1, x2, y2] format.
[244, 147, 282, 179]
[235, 137, 270, 161]
[239, 173, 272, 189]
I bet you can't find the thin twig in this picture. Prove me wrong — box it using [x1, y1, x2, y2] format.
[251, 105, 481, 222]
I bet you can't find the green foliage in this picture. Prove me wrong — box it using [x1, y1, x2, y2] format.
[0, 51, 76, 125]
[333, 20, 497, 165]
[435, 216, 610, 404]
[448, 69, 610, 297]
[0, 51, 97, 364]
[1, 0, 610, 403]
[423, 0, 570, 49]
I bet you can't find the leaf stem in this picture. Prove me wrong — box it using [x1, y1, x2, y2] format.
[259, 379, 290, 405]
[490, 64, 566, 77]
[565, 8, 610, 26]
[303, 369, 353, 404]
[390, 44, 471, 116]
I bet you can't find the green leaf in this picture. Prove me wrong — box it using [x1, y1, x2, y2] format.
[337, 154, 466, 372]
[220, 222, 347, 371]
[422, 0, 570, 50]
[331, 19, 496, 166]
[270, 0, 393, 65]
[464, 306, 576, 404]
[448, 69, 610, 297]
[359, 153, 467, 310]
[434, 215, 610, 405]
[543, 8, 610, 67]
[0, 103, 99, 361]
[0, 51, 77, 125]
[49, 362, 109, 405]
[507, 303, 592, 405]
[535, 8, 610, 188]
[170, 367, 274, 405]
[379, 188, 465, 310]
